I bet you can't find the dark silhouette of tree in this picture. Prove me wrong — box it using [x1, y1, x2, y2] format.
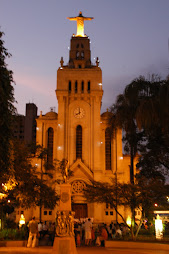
[0, 30, 16, 183]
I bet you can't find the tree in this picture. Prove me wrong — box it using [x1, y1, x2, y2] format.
[84, 178, 169, 240]
[109, 79, 144, 232]
[0, 141, 59, 226]
[29, 144, 59, 222]
[0, 30, 16, 183]
[107, 75, 169, 237]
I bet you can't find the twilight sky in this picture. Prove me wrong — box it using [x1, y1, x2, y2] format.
[1, 0, 169, 115]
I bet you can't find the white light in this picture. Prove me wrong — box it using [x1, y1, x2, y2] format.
[101, 142, 103, 144]
[58, 124, 60, 127]
[98, 83, 102, 86]
[119, 156, 123, 160]
[155, 215, 163, 239]
[58, 146, 61, 150]
[35, 164, 38, 167]
[60, 67, 63, 69]
[8, 200, 10, 203]
[100, 121, 102, 124]
[126, 215, 131, 226]
[36, 127, 39, 131]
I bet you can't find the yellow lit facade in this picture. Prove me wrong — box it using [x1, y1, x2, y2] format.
[16, 12, 138, 224]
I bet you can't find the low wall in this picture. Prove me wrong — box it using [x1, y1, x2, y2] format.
[105, 240, 169, 250]
[0, 241, 27, 247]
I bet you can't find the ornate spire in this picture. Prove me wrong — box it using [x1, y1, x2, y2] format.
[67, 11, 94, 37]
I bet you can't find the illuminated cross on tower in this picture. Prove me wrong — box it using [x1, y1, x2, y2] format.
[67, 11, 94, 37]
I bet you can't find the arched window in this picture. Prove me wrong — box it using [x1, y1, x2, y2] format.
[87, 81, 90, 93]
[68, 81, 71, 92]
[47, 127, 54, 165]
[81, 43, 84, 48]
[105, 128, 111, 170]
[81, 81, 84, 93]
[76, 125, 82, 159]
[76, 51, 80, 59]
[76, 44, 79, 48]
[75, 81, 78, 93]
[81, 51, 84, 59]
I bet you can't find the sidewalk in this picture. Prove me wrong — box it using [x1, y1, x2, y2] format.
[0, 246, 169, 254]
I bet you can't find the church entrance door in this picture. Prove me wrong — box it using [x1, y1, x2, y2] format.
[72, 203, 88, 219]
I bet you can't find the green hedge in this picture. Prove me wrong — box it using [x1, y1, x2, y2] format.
[0, 228, 28, 240]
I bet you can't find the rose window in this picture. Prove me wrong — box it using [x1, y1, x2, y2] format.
[71, 181, 86, 194]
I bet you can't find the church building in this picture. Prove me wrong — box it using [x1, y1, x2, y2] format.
[16, 12, 138, 224]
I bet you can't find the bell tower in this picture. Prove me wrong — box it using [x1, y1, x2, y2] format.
[56, 12, 103, 174]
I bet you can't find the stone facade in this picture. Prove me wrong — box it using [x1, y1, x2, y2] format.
[16, 13, 138, 225]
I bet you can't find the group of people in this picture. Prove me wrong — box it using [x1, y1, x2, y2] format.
[26, 216, 130, 248]
[74, 219, 109, 247]
[74, 220, 131, 246]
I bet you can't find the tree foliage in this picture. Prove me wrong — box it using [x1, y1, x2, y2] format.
[0, 30, 16, 181]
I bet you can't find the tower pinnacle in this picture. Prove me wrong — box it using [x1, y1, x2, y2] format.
[67, 11, 94, 37]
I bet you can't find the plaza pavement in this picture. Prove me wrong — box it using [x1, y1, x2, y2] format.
[0, 246, 169, 254]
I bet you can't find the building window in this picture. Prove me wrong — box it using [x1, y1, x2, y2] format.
[110, 211, 113, 216]
[105, 211, 109, 216]
[81, 81, 84, 93]
[69, 81, 71, 92]
[44, 211, 47, 215]
[87, 81, 90, 93]
[75, 81, 78, 93]
[81, 51, 84, 59]
[47, 127, 54, 165]
[76, 44, 79, 48]
[49, 211, 52, 215]
[79, 65, 81, 69]
[76, 51, 80, 59]
[81, 43, 84, 48]
[76, 125, 82, 159]
[105, 128, 111, 170]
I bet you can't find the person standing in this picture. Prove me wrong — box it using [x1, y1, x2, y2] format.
[84, 218, 92, 246]
[27, 217, 38, 248]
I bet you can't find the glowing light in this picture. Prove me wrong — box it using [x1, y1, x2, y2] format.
[155, 215, 163, 239]
[35, 163, 38, 167]
[119, 156, 123, 160]
[126, 215, 131, 226]
[60, 67, 63, 69]
[8, 200, 10, 203]
[100, 121, 102, 124]
[101, 142, 103, 144]
[19, 214, 25, 227]
[36, 127, 39, 131]
[98, 83, 102, 86]
[58, 146, 61, 150]
[58, 124, 60, 127]
[154, 203, 158, 207]
[167, 196, 169, 202]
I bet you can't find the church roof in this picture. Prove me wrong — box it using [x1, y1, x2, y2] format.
[101, 111, 112, 119]
[44, 111, 58, 119]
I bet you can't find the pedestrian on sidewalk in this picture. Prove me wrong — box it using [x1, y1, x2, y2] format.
[27, 217, 38, 248]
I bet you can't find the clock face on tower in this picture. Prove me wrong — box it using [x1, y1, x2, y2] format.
[74, 107, 85, 118]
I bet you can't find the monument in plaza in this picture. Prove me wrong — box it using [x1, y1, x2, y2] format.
[52, 161, 77, 254]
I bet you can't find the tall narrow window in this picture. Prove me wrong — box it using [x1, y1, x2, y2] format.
[81, 51, 84, 59]
[87, 81, 90, 93]
[76, 51, 80, 59]
[69, 81, 71, 93]
[81, 81, 84, 93]
[105, 128, 111, 170]
[47, 127, 54, 165]
[75, 81, 78, 93]
[76, 125, 82, 159]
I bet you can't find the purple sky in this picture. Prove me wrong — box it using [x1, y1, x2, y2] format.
[1, 0, 169, 115]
